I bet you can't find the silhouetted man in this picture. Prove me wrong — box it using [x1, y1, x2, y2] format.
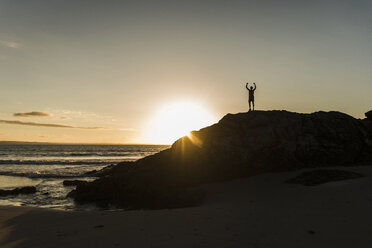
[246, 82, 256, 111]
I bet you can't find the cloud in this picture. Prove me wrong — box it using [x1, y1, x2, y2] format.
[14, 111, 50, 118]
[118, 128, 137, 132]
[0, 40, 19, 49]
[0, 119, 102, 130]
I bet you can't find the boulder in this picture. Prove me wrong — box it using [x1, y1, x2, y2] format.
[362, 110, 372, 149]
[285, 169, 364, 186]
[365, 110, 372, 119]
[63, 180, 88, 187]
[84, 162, 134, 177]
[0, 186, 36, 196]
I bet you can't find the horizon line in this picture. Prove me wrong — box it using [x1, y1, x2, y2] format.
[0, 140, 171, 146]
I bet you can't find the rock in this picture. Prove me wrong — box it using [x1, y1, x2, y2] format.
[70, 110, 372, 209]
[83, 170, 97, 176]
[83, 162, 134, 177]
[63, 180, 88, 187]
[285, 169, 364, 186]
[0, 186, 36, 196]
[66, 189, 76, 198]
[365, 110, 372, 119]
[70, 175, 204, 209]
[362, 110, 372, 153]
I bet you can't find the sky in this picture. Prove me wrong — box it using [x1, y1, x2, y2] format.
[0, 0, 371, 144]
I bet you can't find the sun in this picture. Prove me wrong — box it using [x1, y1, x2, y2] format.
[144, 101, 217, 145]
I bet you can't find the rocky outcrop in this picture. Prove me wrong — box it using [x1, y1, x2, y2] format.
[365, 110, 372, 120]
[0, 186, 36, 196]
[63, 180, 88, 187]
[83, 162, 134, 177]
[70, 110, 372, 209]
[362, 110, 372, 155]
[285, 169, 364, 186]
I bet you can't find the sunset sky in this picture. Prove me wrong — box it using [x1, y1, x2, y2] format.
[1, 0, 371, 144]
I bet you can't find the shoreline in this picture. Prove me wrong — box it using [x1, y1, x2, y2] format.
[0, 144, 170, 210]
[1, 165, 372, 248]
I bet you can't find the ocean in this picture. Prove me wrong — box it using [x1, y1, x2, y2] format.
[0, 144, 169, 210]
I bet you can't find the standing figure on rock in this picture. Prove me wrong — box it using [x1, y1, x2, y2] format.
[246, 82, 257, 111]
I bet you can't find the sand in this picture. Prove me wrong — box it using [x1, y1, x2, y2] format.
[1, 165, 372, 248]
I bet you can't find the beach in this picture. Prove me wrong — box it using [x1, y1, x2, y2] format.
[1, 0, 371, 246]
[1, 165, 371, 248]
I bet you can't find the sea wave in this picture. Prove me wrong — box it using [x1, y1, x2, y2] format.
[0, 152, 150, 157]
[67, 152, 138, 157]
[0, 171, 86, 179]
[0, 158, 137, 166]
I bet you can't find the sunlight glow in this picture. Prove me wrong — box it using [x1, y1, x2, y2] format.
[144, 101, 216, 145]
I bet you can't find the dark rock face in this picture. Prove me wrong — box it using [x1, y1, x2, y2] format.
[0, 186, 36, 196]
[84, 162, 134, 177]
[365, 110, 372, 119]
[285, 169, 364, 186]
[70, 110, 372, 209]
[63, 180, 88, 187]
[70, 179, 204, 209]
[362, 110, 372, 154]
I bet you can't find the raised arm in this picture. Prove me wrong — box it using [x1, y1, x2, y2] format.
[253, 82, 257, 90]
[246, 83, 249, 90]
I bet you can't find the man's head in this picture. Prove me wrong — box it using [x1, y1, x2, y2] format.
[250, 86, 253, 90]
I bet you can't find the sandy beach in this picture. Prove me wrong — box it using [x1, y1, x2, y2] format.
[1, 0, 371, 246]
[1, 165, 371, 248]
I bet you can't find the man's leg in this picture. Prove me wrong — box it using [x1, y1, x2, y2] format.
[252, 101, 255, 111]
[248, 101, 251, 111]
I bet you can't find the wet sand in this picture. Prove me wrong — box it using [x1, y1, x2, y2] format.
[1, 166, 372, 248]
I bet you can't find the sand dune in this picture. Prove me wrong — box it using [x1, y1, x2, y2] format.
[1, 165, 372, 248]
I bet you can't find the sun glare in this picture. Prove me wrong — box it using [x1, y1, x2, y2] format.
[144, 101, 217, 145]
